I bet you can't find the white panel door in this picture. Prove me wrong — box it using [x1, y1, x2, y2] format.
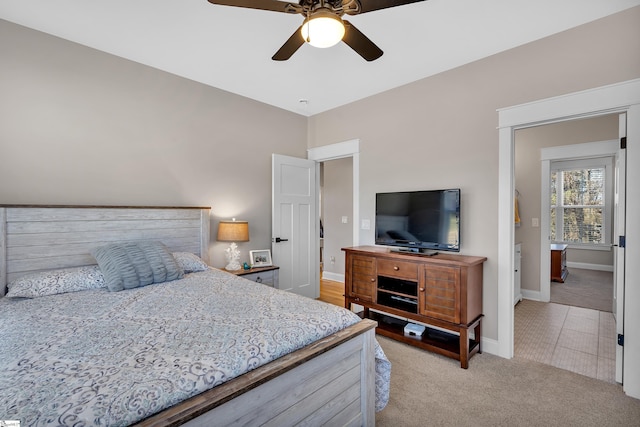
[614, 113, 626, 383]
[272, 154, 319, 299]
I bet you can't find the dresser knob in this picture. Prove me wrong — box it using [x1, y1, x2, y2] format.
[370, 278, 375, 282]
[419, 287, 425, 292]
[393, 266, 399, 271]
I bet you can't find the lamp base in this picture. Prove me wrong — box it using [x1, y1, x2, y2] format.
[224, 242, 242, 271]
[225, 262, 242, 271]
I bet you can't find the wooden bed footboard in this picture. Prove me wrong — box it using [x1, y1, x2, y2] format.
[135, 319, 378, 427]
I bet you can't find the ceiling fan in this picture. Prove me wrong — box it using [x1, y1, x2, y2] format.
[206, 0, 426, 61]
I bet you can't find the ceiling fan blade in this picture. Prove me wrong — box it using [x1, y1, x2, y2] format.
[348, 0, 426, 15]
[342, 21, 383, 61]
[207, 0, 300, 14]
[272, 26, 305, 61]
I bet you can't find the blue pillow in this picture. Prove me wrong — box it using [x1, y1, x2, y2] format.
[91, 241, 184, 292]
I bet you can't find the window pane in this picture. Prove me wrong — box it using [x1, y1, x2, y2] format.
[550, 208, 556, 240]
[562, 207, 603, 243]
[562, 169, 604, 206]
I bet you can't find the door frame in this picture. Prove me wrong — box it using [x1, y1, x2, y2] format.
[497, 78, 640, 398]
[308, 139, 361, 248]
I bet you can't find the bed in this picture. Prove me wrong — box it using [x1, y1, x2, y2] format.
[0, 205, 390, 426]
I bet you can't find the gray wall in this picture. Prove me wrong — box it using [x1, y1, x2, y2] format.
[0, 19, 308, 268]
[515, 115, 618, 294]
[307, 7, 640, 342]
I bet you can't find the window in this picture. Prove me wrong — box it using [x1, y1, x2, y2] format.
[550, 157, 613, 246]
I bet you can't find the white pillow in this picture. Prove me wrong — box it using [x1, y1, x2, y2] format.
[172, 252, 209, 273]
[6, 265, 106, 298]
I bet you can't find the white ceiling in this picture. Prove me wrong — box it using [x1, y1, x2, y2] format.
[2, 0, 639, 116]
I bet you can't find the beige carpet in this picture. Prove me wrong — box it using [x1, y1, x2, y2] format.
[551, 268, 613, 312]
[375, 335, 640, 426]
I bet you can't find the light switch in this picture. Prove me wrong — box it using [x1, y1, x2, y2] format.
[341, 216, 348, 224]
[532, 218, 539, 227]
[361, 219, 371, 230]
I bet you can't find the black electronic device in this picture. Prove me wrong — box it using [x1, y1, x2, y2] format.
[375, 188, 461, 253]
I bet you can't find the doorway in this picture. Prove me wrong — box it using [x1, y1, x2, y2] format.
[319, 157, 354, 283]
[497, 78, 640, 398]
[512, 116, 620, 382]
[308, 138, 361, 283]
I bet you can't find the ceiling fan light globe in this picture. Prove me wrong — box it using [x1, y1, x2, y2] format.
[301, 11, 345, 48]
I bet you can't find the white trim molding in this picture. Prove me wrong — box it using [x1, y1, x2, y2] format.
[321, 271, 345, 283]
[308, 139, 360, 162]
[521, 290, 542, 302]
[498, 79, 640, 129]
[566, 262, 614, 272]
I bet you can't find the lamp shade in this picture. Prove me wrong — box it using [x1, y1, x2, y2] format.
[301, 9, 345, 48]
[217, 220, 249, 242]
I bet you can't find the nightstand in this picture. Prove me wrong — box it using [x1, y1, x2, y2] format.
[227, 265, 280, 287]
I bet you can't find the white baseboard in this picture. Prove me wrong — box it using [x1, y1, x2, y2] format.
[521, 289, 542, 301]
[566, 262, 613, 272]
[322, 271, 344, 283]
[481, 336, 500, 356]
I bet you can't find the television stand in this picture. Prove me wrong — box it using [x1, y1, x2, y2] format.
[343, 246, 486, 368]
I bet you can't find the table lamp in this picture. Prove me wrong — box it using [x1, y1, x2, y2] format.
[217, 219, 249, 271]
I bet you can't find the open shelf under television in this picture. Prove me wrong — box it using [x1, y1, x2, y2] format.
[366, 310, 481, 363]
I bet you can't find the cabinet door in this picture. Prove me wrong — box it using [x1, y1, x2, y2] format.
[347, 254, 376, 302]
[419, 265, 460, 323]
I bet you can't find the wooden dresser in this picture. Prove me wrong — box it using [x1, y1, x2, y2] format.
[343, 246, 486, 368]
[550, 243, 568, 283]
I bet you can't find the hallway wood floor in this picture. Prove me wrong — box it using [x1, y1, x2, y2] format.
[318, 278, 345, 307]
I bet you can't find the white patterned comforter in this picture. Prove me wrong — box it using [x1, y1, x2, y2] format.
[0, 268, 390, 426]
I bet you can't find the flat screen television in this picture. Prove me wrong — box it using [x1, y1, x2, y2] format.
[375, 189, 460, 253]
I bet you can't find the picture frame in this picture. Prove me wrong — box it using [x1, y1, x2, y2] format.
[250, 249, 272, 267]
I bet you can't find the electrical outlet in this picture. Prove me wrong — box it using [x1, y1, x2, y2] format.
[330, 256, 336, 264]
[361, 219, 371, 230]
[532, 218, 539, 227]
[341, 216, 348, 224]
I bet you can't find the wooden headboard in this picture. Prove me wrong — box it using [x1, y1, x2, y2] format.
[0, 205, 211, 295]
